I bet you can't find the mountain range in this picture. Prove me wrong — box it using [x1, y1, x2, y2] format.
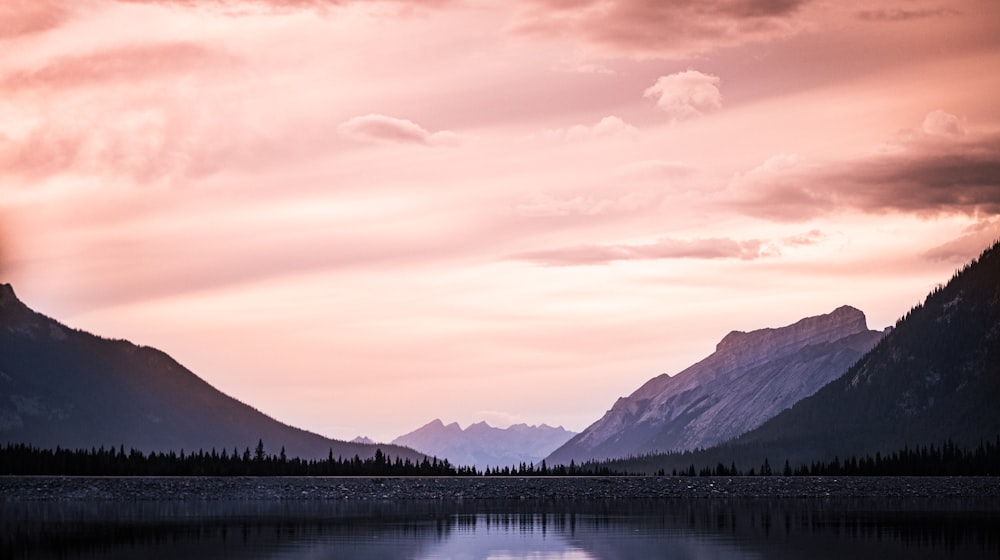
[0, 284, 423, 462]
[4, 239, 997, 471]
[731, 240, 1000, 459]
[546, 305, 886, 466]
[392, 419, 575, 470]
[604, 239, 1000, 473]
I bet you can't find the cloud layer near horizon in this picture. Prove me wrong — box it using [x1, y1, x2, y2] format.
[730, 126, 1000, 221]
[2, 0, 999, 441]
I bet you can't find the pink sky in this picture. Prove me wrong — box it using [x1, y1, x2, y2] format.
[2, 0, 1000, 442]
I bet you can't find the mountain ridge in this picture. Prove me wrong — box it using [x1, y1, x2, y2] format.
[0, 284, 424, 462]
[393, 418, 575, 469]
[546, 305, 885, 466]
[733, 240, 1000, 458]
[598, 240, 1000, 474]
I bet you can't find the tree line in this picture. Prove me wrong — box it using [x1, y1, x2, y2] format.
[0, 439, 475, 477]
[596, 437, 1000, 477]
[0, 440, 629, 477]
[2, 436, 997, 477]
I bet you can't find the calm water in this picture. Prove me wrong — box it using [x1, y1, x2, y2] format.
[3, 498, 998, 559]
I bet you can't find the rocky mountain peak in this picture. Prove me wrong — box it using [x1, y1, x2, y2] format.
[0, 283, 19, 308]
[545, 305, 883, 466]
[393, 419, 576, 469]
[714, 305, 868, 366]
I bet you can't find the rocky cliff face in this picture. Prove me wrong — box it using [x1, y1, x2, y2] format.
[0, 284, 424, 462]
[734, 240, 1000, 459]
[393, 419, 575, 469]
[545, 306, 885, 466]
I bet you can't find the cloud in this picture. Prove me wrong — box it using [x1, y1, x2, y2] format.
[0, 0, 452, 39]
[338, 114, 458, 146]
[728, 129, 1000, 221]
[923, 218, 1000, 263]
[0, 43, 254, 183]
[1, 43, 232, 93]
[511, 0, 811, 58]
[922, 110, 965, 137]
[614, 160, 694, 180]
[551, 61, 616, 75]
[0, 111, 217, 182]
[782, 229, 825, 246]
[115, 0, 453, 10]
[643, 71, 722, 121]
[511, 236, 780, 266]
[511, 191, 655, 218]
[539, 115, 638, 141]
[0, 1, 73, 39]
[856, 7, 959, 22]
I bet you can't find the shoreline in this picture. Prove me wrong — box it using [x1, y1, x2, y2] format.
[3, 475, 999, 502]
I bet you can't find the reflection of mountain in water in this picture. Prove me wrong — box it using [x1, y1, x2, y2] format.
[4, 498, 998, 559]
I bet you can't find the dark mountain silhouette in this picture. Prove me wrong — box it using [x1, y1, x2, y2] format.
[730, 240, 1000, 462]
[601, 240, 1000, 473]
[546, 306, 885, 466]
[393, 419, 575, 469]
[0, 284, 423, 462]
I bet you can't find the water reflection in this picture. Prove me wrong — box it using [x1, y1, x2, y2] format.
[3, 498, 998, 559]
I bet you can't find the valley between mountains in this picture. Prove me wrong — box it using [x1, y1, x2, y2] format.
[2, 241, 998, 473]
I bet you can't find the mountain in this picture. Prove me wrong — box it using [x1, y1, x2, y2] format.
[546, 306, 885, 466]
[597, 240, 1000, 474]
[0, 284, 423, 462]
[392, 419, 576, 469]
[727, 240, 1000, 463]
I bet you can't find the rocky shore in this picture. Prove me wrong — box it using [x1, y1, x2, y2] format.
[2, 476, 998, 502]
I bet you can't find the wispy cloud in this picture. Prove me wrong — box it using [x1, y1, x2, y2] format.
[923, 218, 1000, 263]
[338, 114, 459, 146]
[511, 0, 812, 58]
[115, 0, 454, 11]
[0, 1, 74, 39]
[511, 236, 782, 266]
[856, 7, 959, 22]
[1, 42, 233, 92]
[511, 191, 655, 218]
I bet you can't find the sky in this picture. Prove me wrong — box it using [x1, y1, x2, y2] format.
[2, 0, 1000, 443]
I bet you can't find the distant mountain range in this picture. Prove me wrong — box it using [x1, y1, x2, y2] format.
[0, 284, 423, 462]
[392, 419, 575, 469]
[604, 240, 1000, 473]
[546, 306, 886, 466]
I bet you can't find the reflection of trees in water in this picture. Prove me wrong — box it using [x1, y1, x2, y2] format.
[565, 499, 1000, 560]
[1, 500, 454, 559]
[3, 498, 998, 559]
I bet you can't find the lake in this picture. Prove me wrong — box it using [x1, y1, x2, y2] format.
[4, 493, 999, 559]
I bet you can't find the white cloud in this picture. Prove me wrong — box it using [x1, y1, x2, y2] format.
[922, 109, 965, 136]
[643, 70, 722, 121]
[338, 114, 459, 146]
[540, 115, 638, 141]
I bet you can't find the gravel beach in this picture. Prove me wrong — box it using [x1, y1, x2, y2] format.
[2, 476, 998, 502]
